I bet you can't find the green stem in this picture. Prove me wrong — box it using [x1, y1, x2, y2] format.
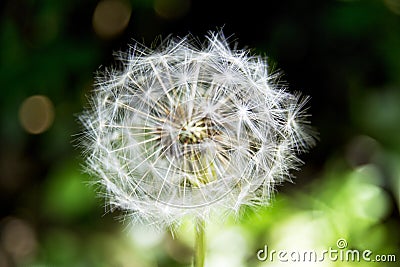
[194, 218, 205, 267]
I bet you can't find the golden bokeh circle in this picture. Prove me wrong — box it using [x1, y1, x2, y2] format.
[154, 0, 190, 19]
[19, 95, 55, 134]
[92, 0, 132, 39]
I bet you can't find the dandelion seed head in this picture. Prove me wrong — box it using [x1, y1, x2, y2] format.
[79, 31, 316, 229]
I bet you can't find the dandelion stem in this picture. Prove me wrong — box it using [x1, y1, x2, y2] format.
[194, 217, 205, 267]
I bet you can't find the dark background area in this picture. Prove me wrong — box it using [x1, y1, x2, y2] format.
[0, 0, 399, 266]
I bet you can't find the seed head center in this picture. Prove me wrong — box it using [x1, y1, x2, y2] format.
[179, 119, 208, 144]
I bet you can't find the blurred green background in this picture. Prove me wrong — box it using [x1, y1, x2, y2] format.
[0, 0, 399, 266]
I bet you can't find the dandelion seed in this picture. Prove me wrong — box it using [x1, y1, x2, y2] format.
[79, 31, 316, 230]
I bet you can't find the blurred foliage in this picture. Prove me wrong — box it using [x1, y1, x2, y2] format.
[0, 0, 399, 266]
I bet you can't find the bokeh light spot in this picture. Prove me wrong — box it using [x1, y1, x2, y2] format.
[1, 217, 37, 263]
[0, 249, 9, 267]
[345, 135, 379, 167]
[92, 0, 132, 39]
[384, 0, 400, 15]
[19, 95, 55, 134]
[154, 0, 190, 19]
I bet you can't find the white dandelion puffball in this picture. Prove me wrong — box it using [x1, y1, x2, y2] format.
[80, 31, 315, 228]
